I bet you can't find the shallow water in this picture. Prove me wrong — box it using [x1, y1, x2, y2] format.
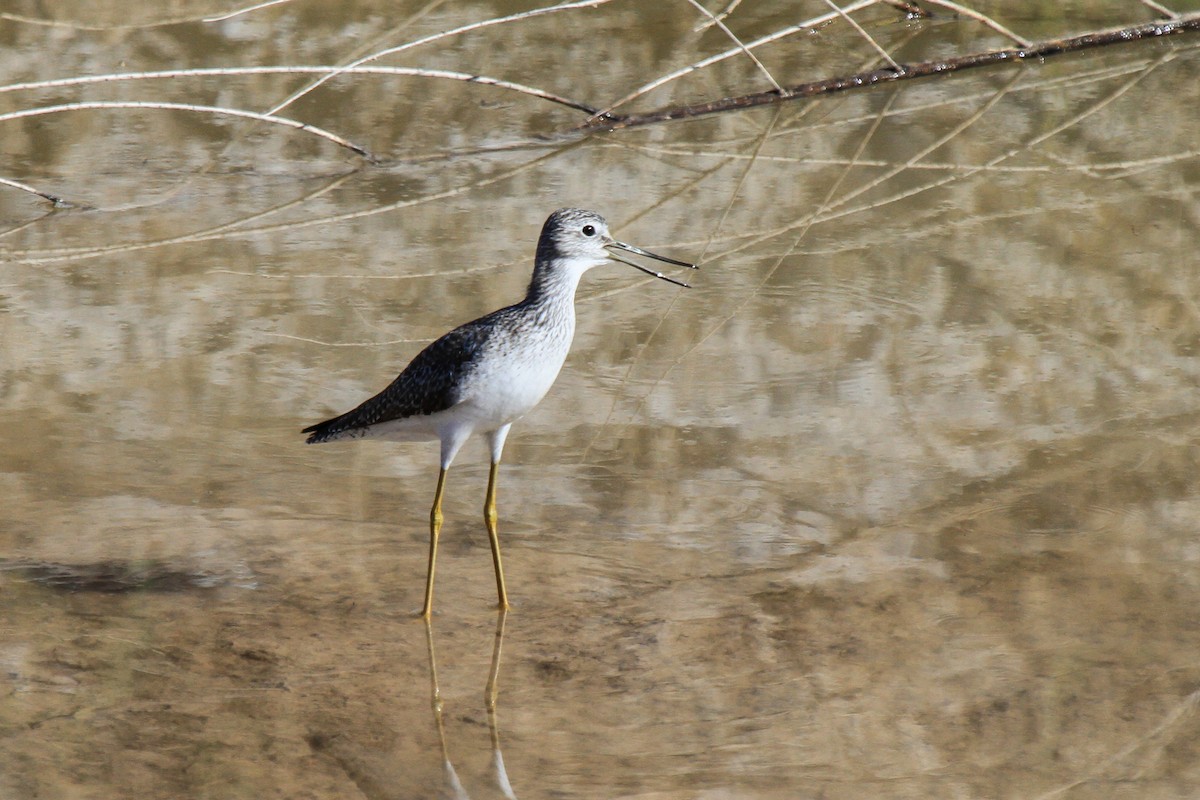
[3, 2, 1200, 798]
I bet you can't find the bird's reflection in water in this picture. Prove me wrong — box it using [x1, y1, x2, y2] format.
[425, 611, 518, 799]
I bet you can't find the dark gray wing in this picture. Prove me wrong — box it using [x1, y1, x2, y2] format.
[303, 313, 499, 443]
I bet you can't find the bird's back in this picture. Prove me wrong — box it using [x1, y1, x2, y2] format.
[303, 312, 502, 443]
[302, 297, 574, 443]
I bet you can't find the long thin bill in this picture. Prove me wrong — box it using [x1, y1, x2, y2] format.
[608, 253, 692, 288]
[608, 239, 697, 269]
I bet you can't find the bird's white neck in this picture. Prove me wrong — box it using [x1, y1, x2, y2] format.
[524, 255, 602, 308]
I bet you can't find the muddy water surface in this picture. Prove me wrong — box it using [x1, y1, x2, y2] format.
[2, 2, 1200, 798]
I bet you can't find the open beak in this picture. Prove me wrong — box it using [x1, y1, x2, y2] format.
[605, 239, 698, 288]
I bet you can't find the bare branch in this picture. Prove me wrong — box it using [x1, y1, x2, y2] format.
[586, 0, 879, 123]
[585, 0, 878, 123]
[581, 13, 1200, 130]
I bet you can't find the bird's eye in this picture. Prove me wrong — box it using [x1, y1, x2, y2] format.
[581, 225, 596, 237]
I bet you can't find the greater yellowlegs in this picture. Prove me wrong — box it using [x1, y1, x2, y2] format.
[303, 208, 695, 618]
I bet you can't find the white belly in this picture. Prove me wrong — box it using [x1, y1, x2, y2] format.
[454, 340, 570, 431]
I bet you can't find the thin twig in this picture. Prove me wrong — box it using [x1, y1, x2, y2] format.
[0, 101, 373, 159]
[0, 66, 598, 115]
[203, 0, 295, 22]
[611, 90, 902, 444]
[583, 108, 785, 457]
[915, 0, 1032, 47]
[209, 260, 506, 281]
[0, 176, 78, 208]
[823, 0, 903, 71]
[0, 10, 217, 30]
[703, 53, 1166, 267]
[606, 144, 1200, 175]
[265, 0, 616, 118]
[882, 0, 928, 15]
[261, 332, 423, 348]
[1140, 0, 1181, 19]
[693, 0, 743, 32]
[0, 145, 565, 265]
[0, 216, 56, 242]
[684, 0, 783, 92]
[1033, 688, 1200, 800]
[3, 172, 356, 260]
[816, 70, 1024, 223]
[162, 1, 451, 197]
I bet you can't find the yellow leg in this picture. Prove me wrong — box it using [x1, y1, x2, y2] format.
[484, 461, 510, 610]
[421, 468, 448, 619]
